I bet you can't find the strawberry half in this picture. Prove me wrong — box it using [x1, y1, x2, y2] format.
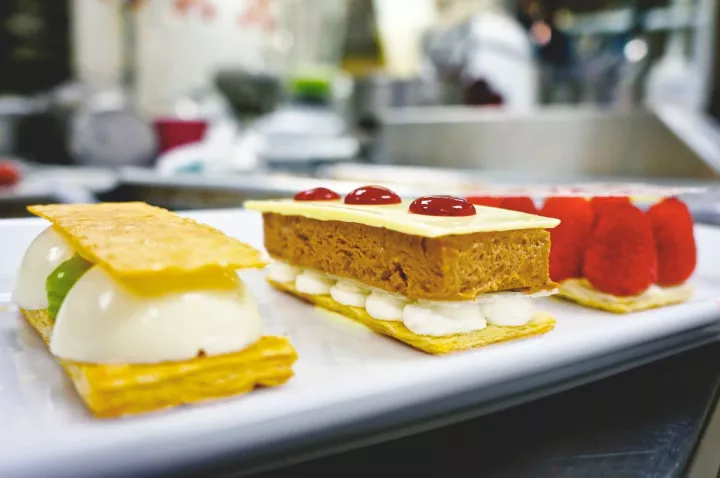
[646, 197, 696, 286]
[498, 196, 538, 215]
[540, 197, 594, 282]
[583, 203, 657, 296]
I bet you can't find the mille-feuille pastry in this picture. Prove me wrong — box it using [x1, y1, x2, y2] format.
[12, 202, 297, 418]
[245, 186, 560, 355]
[538, 196, 695, 313]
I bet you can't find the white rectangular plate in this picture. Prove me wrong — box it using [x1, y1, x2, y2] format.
[1, 210, 719, 478]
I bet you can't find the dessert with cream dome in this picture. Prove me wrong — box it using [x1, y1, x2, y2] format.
[12, 202, 297, 418]
[245, 186, 559, 354]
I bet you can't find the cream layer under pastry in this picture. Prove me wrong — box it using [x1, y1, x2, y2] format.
[245, 186, 560, 354]
[12, 202, 297, 418]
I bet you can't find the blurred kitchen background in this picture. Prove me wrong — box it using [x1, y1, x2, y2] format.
[2, 0, 720, 216]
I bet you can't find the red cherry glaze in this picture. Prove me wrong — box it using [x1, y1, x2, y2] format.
[344, 185, 401, 205]
[294, 187, 341, 201]
[409, 195, 477, 217]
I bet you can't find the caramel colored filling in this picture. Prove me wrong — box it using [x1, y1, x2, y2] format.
[262, 213, 554, 301]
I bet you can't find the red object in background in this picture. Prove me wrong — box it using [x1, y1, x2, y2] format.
[464, 79, 504, 107]
[466, 196, 503, 208]
[153, 118, 208, 154]
[647, 198, 697, 286]
[498, 197, 538, 215]
[0, 161, 21, 187]
[237, 0, 273, 30]
[583, 204, 658, 296]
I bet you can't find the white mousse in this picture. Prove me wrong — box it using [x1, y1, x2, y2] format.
[51, 266, 263, 364]
[12, 227, 74, 310]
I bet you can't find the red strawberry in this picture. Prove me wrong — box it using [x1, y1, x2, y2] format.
[540, 197, 594, 282]
[646, 197, 696, 286]
[583, 203, 657, 296]
[498, 196, 538, 215]
[590, 196, 630, 216]
[466, 196, 502, 208]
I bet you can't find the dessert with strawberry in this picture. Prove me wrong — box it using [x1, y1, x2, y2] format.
[467, 192, 697, 313]
[545, 197, 696, 313]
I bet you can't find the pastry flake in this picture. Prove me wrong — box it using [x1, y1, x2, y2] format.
[557, 279, 694, 314]
[28, 202, 268, 277]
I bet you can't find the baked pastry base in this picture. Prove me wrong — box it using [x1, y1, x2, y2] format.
[269, 279, 555, 355]
[20, 308, 297, 418]
[556, 278, 694, 313]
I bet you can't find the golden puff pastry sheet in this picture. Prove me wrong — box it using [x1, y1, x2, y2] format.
[556, 278, 694, 314]
[268, 279, 555, 355]
[28, 202, 268, 277]
[21, 308, 297, 418]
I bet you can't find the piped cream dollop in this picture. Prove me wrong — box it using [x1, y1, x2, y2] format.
[268, 261, 541, 336]
[329, 280, 369, 307]
[365, 291, 407, 321]
[479, 295, 535, 326]
[50, 266, 263, 364]
[403, 302, 488, 336]
[267, 262, 301, 283]
[12, 227, 75, 310]
[295, 270, 334, 295]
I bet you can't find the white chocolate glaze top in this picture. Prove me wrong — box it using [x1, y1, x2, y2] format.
[244, 199, 559, 237]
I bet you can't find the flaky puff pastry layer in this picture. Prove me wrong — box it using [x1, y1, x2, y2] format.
[21, 308, 297, 418]
[269, 280, 555, 355]
[556, 278, 694, 313]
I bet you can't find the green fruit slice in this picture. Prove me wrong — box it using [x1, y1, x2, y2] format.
[46, 255, 93, 319]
